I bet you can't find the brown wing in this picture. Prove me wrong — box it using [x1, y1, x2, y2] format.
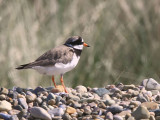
[16, 45, 74, 69]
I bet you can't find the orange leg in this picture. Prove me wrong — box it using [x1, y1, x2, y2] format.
[52, 76, 57, 88]
[60, 74, 68, 93]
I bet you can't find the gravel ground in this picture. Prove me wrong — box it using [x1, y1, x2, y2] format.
[0, 78, 160, 120]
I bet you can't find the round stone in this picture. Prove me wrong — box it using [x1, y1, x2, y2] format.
[48, 108, 64, 116]
[66, 106, 76, 114]
[93, 88, 110, 97]
[0, 100, 12, 111]
[0, 87, 9, 95]
[141, 78, 160, 90]
[30, 107, 52, 120]
[75, 85, 87, 93]
[131, 106, 150, 119]
[107, 105, 123, 114]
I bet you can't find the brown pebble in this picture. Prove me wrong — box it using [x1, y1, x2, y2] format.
[48, 99, 56, 106]
[141, 102, 159, 110]
[51, 85, 65, 93]
[66, 106, 76, 114]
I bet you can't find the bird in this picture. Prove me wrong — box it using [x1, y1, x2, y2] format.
[16, 36, 90, 93]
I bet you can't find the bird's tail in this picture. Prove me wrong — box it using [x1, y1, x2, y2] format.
[16, 63, 30, 70]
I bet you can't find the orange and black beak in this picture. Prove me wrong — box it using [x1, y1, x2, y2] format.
[83, 42, 90, 47]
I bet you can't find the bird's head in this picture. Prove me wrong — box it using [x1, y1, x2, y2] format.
[64, 36, 90, 50]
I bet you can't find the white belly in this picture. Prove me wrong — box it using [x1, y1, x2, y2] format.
[32, 54, 80, 75]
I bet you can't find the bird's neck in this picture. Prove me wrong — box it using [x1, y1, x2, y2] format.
[73, 48, 82, 57]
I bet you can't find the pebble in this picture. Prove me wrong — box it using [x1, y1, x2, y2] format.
[127, 116, 135, 120]
[131, 105, 150, 119]
[141, 102, 159, 110]
[62, 113, 72, 120]
[48, 99, 56, 105]
[47, 93, 56, 100]
[0, 94, 6, 100]
[84, 106, 92, 115]
[105, 99, 115, 106]
[150, 115, 156, 120]
[48, 108, 64, 116]
[33, 86, 46, 94]
[30, 107, 52, 120]
[117, 110, 131, 117]
[0, 87, 9, 95]
[151, 109, 160, 116]
[113, 115, 123, 120]
[18, 98, 28, 110]
[137, 93, 148, 102]
[123, 84, 135, 90]
[26, 94, 36, 103]
[35, 97, 43, 104]
[0, 100, 12, 111]
[75, 85, 87, 93]
[102, 94, 111, 100]
[130, 101, 141, 107]
[93, 88, 110, 97]
[151, 90, 159, 95]
[68, 94, 80, 101]
[51, 85, 65, 93]
[66, 106, 76, 114]
[107, 105, 123, 114]
[0, 113, 12, 119]
[141, 78, 160, 90]
[105, 112, 113, 119]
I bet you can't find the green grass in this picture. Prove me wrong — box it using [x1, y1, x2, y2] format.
[0, 0, 160, 88]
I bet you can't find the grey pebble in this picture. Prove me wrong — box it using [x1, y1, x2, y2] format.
[30, 107, 52, 120]
[0, 113, 12, 119]
[18, 98, 28, 110]
[10, 115, 19, 120]
[107, 105, 123, 114]
[33, 86, 47, 95]
[131, 105, 150, 119]
[47, 93, 56, 100]
[141, 78, 160, 90]
[105, 112, 113, 120]
[93, 88, 110, 97]
[48, 108, 64, 116]
[137, 93, 148, 102]
[113, 115, 123, 120]
[62, 113, 72, 120]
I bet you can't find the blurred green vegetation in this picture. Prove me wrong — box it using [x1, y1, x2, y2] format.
[0, 0, 160, 88]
